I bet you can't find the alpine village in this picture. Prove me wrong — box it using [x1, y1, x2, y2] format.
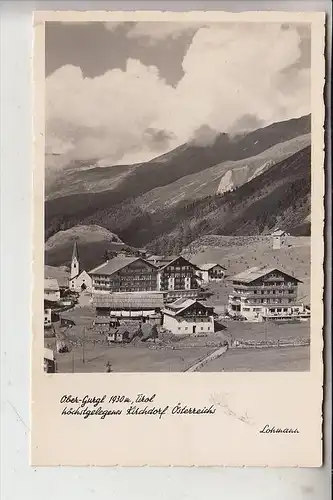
[44, 115, 312, 373]
[44, 227, 310, 373]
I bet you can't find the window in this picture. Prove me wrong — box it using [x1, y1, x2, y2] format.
[201, 327, 203, 331]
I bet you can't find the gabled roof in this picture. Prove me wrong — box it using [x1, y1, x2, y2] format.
[163, 298, 213, 317]
[231, 266, 302, 283]
[69, 269, 91, 282]
[199, 263, 226, 271]
[158, 256, 199, 271]
[44, 278, 60, 291]
[89, 256, 156, 276]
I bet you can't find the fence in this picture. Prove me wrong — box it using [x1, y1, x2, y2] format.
[231, 337, 310, 349]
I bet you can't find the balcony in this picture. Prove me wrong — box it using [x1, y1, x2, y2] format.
[233, 284, 296, 291]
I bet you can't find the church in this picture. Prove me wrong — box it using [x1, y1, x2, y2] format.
[68, 241, 93, 292]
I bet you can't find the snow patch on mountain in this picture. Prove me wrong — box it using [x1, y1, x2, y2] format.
[217, 166, 250, 194]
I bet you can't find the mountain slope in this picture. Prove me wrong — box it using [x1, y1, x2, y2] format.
[46, 145, 311, 266]
[46, 162, 136, 201]
[145, 146, 311, 253]
[45, 115, 311, 222]
[135, 133, 310, 212]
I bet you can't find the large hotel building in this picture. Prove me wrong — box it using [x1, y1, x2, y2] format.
[228, 266, 310, 322]
[90, 254, 200, 300]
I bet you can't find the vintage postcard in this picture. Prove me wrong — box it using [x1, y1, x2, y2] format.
[32, 10, 325, 466]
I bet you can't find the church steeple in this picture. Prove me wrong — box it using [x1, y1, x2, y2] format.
[70, 240, 79, 279]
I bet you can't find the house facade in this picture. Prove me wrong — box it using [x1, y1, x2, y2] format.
[69, 270, 93, 292]
[196, 263, 226, 283]
[90, 256, 158, 293]
[93, 291, 164, 324]
[162, 298, 215, 335]
[148, 256, 200, 301]
[44, 278, 60, 302]
[228, 266, 309, 322]
[271, 229, 289, 250]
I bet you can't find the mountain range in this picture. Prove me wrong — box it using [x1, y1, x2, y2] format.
[45, 114, 311, 263]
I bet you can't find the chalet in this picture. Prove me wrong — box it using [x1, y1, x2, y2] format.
[90, 256, 158, 293]
[148, 255, 200, 301]
[271, 229, 289, 250]
[93, 291, 164, 324]
[227, 266, 309, 322]
[196, 263, 226, 283]
[162, 298, 215, 335]
[44, 278, 60, 302]
[68, 241, 93, 292]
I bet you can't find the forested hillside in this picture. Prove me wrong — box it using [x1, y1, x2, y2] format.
[45, 146, 310, 260]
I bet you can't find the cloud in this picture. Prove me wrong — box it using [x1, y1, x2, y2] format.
[104, 22, 126, 32]
[124, 22, 201, 44]
[190, 125, 220, 147]
[46, 22, 311, 169]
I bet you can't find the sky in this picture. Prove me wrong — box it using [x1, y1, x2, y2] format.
[45, 21, 311, 171]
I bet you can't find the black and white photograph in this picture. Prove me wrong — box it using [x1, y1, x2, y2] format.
[43, 19, 313, 374]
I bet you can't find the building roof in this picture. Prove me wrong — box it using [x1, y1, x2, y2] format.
[146, 255, 176, 267]
[70, 269, 91, 282]
[93, 292, 165, 310]
[199, 263, 226, 271]
[163, 298, 213, 316]
[72, 240, 79, 261]
[159, 256, 199, 270]
[231, 266, 302, 283]
[44, 278, 60, 292]
[271, 229, 287, 236]
[89, 256, 156, 276]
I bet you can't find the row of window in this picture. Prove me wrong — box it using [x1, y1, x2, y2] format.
[93, 286, 156, 291]
[178, 326, 211, 331]
[243, 299, 294, 305]
[235, 289, 296, 295]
